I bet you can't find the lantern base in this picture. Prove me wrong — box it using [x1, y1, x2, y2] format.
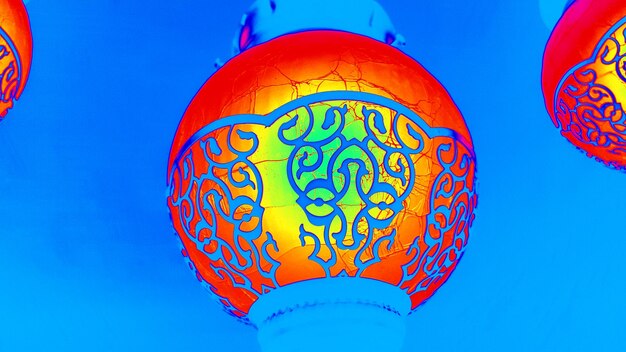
[248, 277, 410, 352]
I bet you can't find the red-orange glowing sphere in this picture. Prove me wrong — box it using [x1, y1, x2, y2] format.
[542, 0, 626, 170]
[0, 0, 32, 120]
[168, 30, 477, 322]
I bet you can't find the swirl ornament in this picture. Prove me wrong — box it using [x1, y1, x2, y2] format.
[542, 0, 626, 170]
[0, 0, 32, 120]
[167, 30, 477, 323]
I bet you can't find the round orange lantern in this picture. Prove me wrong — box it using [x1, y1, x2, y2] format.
[542, 0, 626, 170]
[167, 2, 477, 351]
[0, 0, 32, 120]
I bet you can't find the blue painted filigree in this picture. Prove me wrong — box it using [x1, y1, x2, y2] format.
[552, 17, 626, 170]
[168, 91, 476, 319]
[169, 124, 277, 320]
[0, 26, 22, 119]
[401, 139, 477, 299]
[277, 103, 425, 275]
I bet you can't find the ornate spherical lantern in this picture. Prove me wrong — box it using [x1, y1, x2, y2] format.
[542, 0, 626, 170]
[167, 1, 477, 351]
[0, 0, 32, 121]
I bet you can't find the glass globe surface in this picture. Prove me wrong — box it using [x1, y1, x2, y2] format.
[167, 30, 477, 322]
[0, 0, 32, 120]
[542, 0, 626, 170]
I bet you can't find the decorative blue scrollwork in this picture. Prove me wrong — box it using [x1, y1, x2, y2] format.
[276, 103, 427, 275]
[0, 26, 22, 115]
[401, 138, 476, 298]
[168, 90, 476, 319]
[552, 17, 626, 170]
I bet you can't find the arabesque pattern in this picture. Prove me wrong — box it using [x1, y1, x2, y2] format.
[168, 91, 477, 320]
[0, 27, 22, 118]
[552, 17, 626, 170]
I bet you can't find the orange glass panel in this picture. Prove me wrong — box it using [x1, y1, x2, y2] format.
[168, 30, 477, 322]
[542, 0, 626, 170]
[0, 0, 32, 119]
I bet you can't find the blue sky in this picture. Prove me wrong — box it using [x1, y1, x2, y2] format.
[0, 1, 625, 351]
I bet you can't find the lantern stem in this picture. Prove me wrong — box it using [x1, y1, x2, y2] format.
[249, 277, 410, 352]
[233, 0, 405, 55]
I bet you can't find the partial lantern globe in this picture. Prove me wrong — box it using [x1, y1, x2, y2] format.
[0, 0, 32, 120]
[167, 29, 477, 328]
[542, 0, 626, 170]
